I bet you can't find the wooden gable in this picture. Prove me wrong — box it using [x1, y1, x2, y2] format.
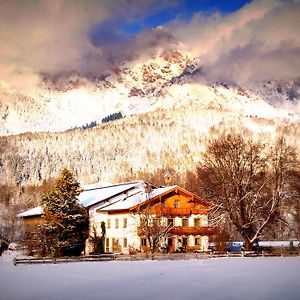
[130, 186, 211, 216]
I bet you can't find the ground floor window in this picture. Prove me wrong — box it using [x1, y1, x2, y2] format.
[195, 237, 201, 246]
[105, 238, 110, 252]
[182, 237, 188, 246]
[141, 238, 147, 247]
[123, 238, 128, 248]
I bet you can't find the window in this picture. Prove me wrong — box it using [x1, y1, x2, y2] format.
[105, 238, 110, 252]
[107, 219, 111, 229]
[168, 218, 174, 226]
[115, 218, 119, 229]
[123, 218, 127, 228]
[195, 237, 201, 246]
[123, 238, 128, 248]
[173, 200, 180, 208]
[182, 218, 189, 227]
[161, 201, 166, 208]
[194, 218, 200, 227]
[141, 238, 147, 247]
[182, 237, 188, 246]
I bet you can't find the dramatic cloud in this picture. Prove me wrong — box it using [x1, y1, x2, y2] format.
[0, 0, 177, 90]
[167, 0, 300, 85]
[0, 0, 299, 91]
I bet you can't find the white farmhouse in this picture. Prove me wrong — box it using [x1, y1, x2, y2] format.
[18, 181, 216, 254]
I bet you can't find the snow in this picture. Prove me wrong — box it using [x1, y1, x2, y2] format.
[79, 182, 141, 208]
[100, 186, 176, 211]
[17, 183, 176, 217]
[1, 252, 299, 300]
[17, 182, 143, 217]
[259, 241, 300, 247]
[17, 206, 43, 218]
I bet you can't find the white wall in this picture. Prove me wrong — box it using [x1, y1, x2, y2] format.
[88, 211, 210, 254]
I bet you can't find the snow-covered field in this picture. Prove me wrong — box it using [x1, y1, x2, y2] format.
[1, 252, 299, 300]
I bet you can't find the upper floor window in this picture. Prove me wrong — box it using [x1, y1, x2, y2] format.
[182, 218, 189, 227]
[123, 218, 127, 228]
[115, 218, 119, 229]
[173, 200, 180, 208]
[107, 219, 111, 229]
[168, 218, 174, 227]
[194, 218, 200, 227]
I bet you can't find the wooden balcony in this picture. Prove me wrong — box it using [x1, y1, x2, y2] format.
[151, 207, 208, 216]
[169, 226, 217, 236]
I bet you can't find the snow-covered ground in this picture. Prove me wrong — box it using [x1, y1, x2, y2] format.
[1, 252, 299, 300]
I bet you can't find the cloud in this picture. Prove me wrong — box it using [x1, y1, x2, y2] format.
[0, 0, 299, 92]
[0, 0, 177, 90]
[167, 0, 300, 85]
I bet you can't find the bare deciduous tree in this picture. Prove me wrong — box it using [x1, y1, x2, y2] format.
[197, 133, 299, 250]
[89, 222, 106, 254]
[137, 206, 172, 258]
[134, 185, 172, 258]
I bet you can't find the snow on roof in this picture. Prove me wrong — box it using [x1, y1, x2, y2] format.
[17, 181, 143, 218]
[100, 185, 176, 211]
[17, 206, 43, 218]
[79, 181, 142, 207]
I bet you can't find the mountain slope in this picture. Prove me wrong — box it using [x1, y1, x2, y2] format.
[1, 49, 299, 136]
[0, 49, 300, 186]
[1, 93, 299, 186]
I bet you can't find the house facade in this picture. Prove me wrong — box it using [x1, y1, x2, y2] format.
[18, 181, 216, 254]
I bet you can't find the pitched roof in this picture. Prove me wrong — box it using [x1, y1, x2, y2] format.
[17, 182, 209, 217]
[99, 185, 176, 211]
[79, 181, 142, 208]
[17, 206, 43, 218]
[98, 185, 211, 212]
[17, 181, 143, 218]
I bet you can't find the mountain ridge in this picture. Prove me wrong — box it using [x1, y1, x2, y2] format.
[1, 49, 299, 136]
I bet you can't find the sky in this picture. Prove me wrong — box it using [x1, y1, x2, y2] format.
[89, 0, 252, 40]
[0, 0, 299, 91]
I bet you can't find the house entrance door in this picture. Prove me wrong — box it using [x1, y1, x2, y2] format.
[167, 238, 175, 253]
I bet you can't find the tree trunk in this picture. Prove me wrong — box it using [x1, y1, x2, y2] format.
[241, 234, 252, 251]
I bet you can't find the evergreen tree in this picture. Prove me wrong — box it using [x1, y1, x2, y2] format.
[41, 168, 89, 257]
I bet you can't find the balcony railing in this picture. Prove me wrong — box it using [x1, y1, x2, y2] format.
[137, 225, 217, 236]
[169, 226, 217, 236]
[151, 207, 208, 216]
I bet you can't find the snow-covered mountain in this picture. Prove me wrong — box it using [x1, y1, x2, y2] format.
[1, 49, 299, 136]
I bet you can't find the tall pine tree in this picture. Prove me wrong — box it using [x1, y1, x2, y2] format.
[41, 168, 88, 257]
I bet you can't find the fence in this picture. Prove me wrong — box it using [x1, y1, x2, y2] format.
[13, 250, 300, 265]
[13, 254, 115, 265]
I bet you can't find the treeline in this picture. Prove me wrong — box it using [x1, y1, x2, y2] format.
[101, 112, 123, 124]
[2, 105, 298, 187]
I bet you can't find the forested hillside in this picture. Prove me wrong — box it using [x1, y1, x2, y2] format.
[1, 105, 299, 186]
